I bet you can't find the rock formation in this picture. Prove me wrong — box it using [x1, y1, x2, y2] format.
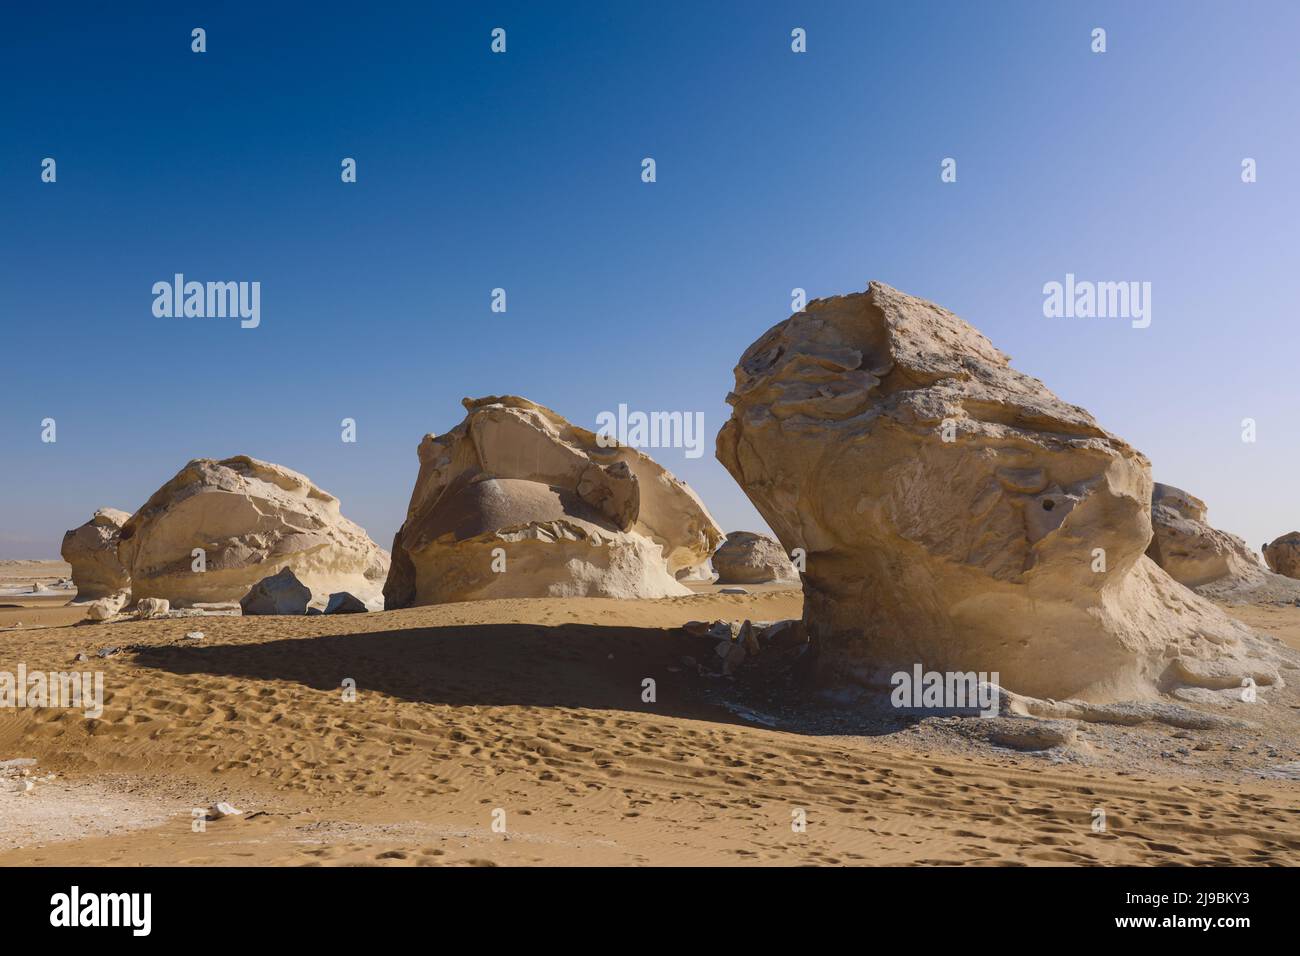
[712, 531, 798, 584]
[1263, 532, 1300, 579]
[118, 456, 388, 608]
[1145, 483, 1263, 588]
[717, 281, 1284, 702]
[384, 396, 722, 607]
[60, 508, 131, 601]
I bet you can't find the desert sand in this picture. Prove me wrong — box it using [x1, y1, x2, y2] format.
[2, 568, 1297, 866]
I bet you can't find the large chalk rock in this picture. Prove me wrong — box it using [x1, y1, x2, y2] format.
[383, 396, 723, 606]
[717, 281, 1282, 702]
[60, 508, 132, 601]
[1263, 532, 1300, 579]
[1146, 483, 1263, 589]
[712, 531, 798, 584]
[118, 456, 389, 608]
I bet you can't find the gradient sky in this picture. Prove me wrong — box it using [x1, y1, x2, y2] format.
[2, 1, 1298, 560]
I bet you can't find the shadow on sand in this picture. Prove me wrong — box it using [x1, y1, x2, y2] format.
[129, 619, 922, 737]
[130, 621, 724, 717]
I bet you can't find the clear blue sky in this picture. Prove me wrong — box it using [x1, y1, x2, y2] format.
[2, 1, 1297, 559]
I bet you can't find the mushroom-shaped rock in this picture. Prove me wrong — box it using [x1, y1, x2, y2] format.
[383, 396, 723, 607]
[60, 508, 131, 601]
[118, 456, 389, 608]
[1146, 483, 1263, 589]
[1263, 533, 1300, 579]
[712, 531, 798, 584]
[716, 281, 1282, 702]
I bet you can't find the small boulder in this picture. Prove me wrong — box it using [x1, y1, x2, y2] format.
[134, 597, 170, 619]
[712, 531, 798, 585]
[324, 591, 368, 614]
[85, 591, 129, 621]
[239, 567, 311, 616]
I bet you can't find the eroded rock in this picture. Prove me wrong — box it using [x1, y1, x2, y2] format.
[1146, 483, 1262, 589]
[118, 456, 388, 608]
[60, 508, 131, 601]
[383, 396, 722, 606]
[716, 281, 1285, 702]
[1263, 532, 1300, 579]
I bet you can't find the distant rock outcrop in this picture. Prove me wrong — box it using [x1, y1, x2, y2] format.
[118, 456, 388, 608]
[1145, 483, 1263, 589]
[1263, 532, 1300, 579]
[712, 531, 798, 584]
[383, 396, 722, 607]
[60, 508, 131, 601]
[717, 281, 1284, 702]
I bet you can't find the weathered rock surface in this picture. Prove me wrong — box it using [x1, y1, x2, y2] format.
[1145, 483, 1263, 589]
[384, 396, 723, 607]
[60, 508, 131, 601]
[713, 531, 798, 584]
[1263, 532, 1300, 579]
[118, 456, 388, 608]
[240, 567, 311, 616]
[717, 281, 1286, 702]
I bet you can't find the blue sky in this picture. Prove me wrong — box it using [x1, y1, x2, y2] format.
[2, 1, 1297, 559]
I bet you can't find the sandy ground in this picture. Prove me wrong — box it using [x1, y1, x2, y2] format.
[1, 570, 1298, 866]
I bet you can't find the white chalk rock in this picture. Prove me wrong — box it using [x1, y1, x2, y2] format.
[61, 507, 132, 601]
[717, 281, 1285, 702]
[118, 456, 388, 608]
[384, 396, 722, 606]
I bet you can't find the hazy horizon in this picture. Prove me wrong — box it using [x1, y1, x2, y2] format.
[3, 1, 1299, 561]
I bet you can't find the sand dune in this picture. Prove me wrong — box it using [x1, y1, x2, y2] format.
[2, 587, 1297, 866]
